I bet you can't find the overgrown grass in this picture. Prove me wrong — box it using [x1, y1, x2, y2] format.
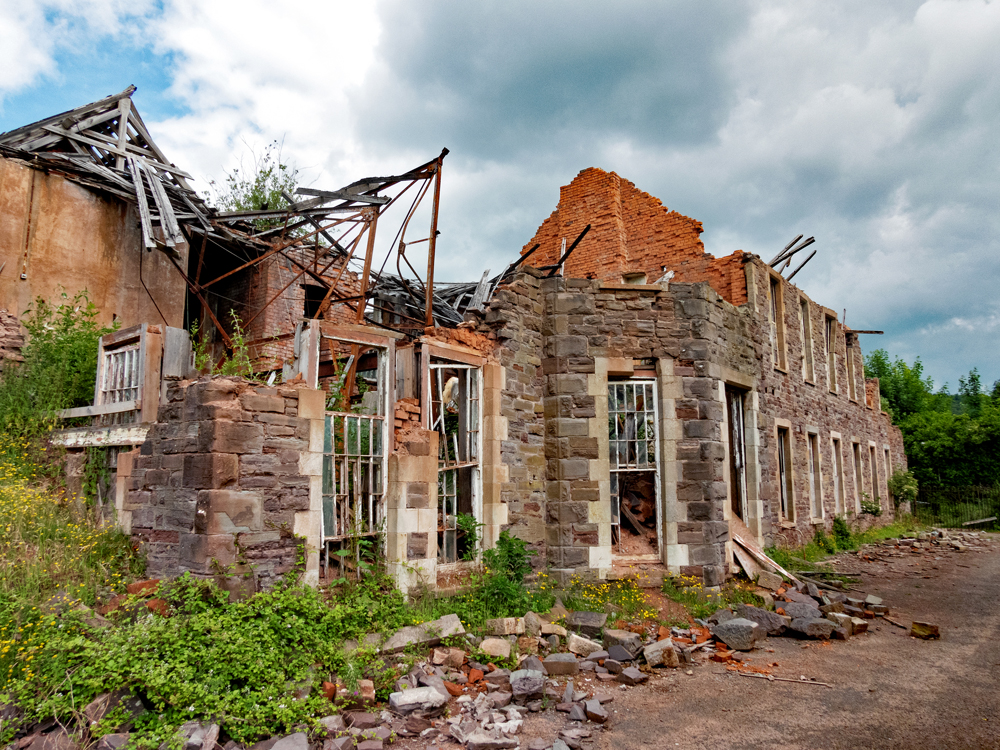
[766, 515, 928, 573]
[561, 573, 659, 622]
[0, 441, 143, 608]
[660, 573, 763, 622]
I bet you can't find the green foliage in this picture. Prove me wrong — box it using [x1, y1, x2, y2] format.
[0, 292, 116, 452]
[864, 349, 937, 421]
[887, 469, 919, 507]
[413, 532, 550, 629]
[482, 530, 534, 586]
[561, 575, 659, 621]
[456, 512, 482, 562]
[832, 516, 852, 549]
[211, 141, 300, 229]
[812, 527, 836, 554]
[190, 312, 258, 380]
[1, 574, 418, 745]
[660, 574, 763, 622]
[859, 494, 883, 517]
[865, 349, 1000, 486]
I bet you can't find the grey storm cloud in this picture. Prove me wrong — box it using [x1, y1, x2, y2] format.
[340, 0, 1000, 389]
[352, 0, 752, 159]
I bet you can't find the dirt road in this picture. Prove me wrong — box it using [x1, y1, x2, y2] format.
[528, 536, 1000, 750]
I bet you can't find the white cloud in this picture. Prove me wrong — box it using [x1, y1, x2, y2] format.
[148, 0, 382, 197]
[0, 0, 154, 100]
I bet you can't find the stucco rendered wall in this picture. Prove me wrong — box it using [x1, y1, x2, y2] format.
[0, 156, 187, 328]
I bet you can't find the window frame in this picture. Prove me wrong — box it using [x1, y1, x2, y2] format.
[807, 430, 823, 520]
[799, 298, 815, 383]
[775, 422, 795, 522]
[831, 434, 846, 516]
[825, 315, 838, 393]
[769, 275, 788, 372]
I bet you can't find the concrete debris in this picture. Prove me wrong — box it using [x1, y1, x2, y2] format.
[565, 611, 607, 638]
[566, 633, 603, 657]
[480, 638, 513, 659]
[911, 622, 941, 639]
[710, 618, 761, 651]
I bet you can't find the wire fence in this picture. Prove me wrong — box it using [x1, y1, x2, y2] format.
[912, 485, 1000, 530]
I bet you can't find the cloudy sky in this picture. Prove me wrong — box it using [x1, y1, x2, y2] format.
[2, 0, 998, 390]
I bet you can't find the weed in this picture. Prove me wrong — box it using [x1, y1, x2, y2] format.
[660, 574, 762, 622]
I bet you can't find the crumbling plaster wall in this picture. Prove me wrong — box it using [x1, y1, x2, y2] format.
[0, 156, 187, 329]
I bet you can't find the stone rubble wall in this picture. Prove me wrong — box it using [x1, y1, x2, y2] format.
[122, 377, 326, 589]
[473, 262, 906, 586]
[0, 310, 24, 370]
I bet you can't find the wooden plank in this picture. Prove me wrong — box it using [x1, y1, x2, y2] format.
[729, 514, 799, 583]
[128, 158, 156, 249]
[962, 516, 997, 526]
[468, 269, 492, 311]
[0, 86, 134, 146]
[733, 543, 763, 579]
[58, 400, 138, 419]
[50, 424, 149, 448]
[296, 187, 390, 205]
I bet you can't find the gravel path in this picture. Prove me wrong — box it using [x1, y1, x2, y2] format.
[519, 533, 1000, 750]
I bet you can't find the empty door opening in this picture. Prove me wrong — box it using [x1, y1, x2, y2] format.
[608, 379, 661, 558]
[726, 386, 749, 521]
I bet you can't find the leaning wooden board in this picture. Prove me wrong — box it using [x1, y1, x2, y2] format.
[728, 515, 800, 584]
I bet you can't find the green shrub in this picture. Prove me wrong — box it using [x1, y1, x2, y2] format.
[813, 528, 836, 554]
[887, 469, 919, 508]
[0, 291, 115, 470]
[832, 516, 853, 549]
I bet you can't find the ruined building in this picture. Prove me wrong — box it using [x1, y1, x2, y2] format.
[0, 91, 905, 592]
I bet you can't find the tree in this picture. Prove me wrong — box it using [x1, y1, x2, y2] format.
[210, 140, 299, 229]
[863, 349, 936, 420]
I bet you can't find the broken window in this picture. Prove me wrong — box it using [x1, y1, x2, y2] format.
[808, 432, 822, 519]
[303, 284, 326, 319]
[832, 436, 846, 515]
[800, 298, 815, 382]
[608, 379, 660, 557]
[430, 360, 481, 564]
[321, 339, 387, 579]
[825, 316, 838, 392]
[777, 426, 794, 521]
[769, 276, 787, 370]
[726, 386, 749, 521]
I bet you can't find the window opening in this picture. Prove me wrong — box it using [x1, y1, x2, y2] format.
[321, 339, 387, 580]
[825, 316, 838, 392]
[430, 360, 481, 564]
[96, 337, 141, 426]
[832, 437, 845, 515]
[726, 386, 749, 521]
[769, 276, 786, 370]
[777, 426, 793, 521]
[800, 299, 814, 382]
[852, 442, 863, 509]
[808, 432, 822, 518]
[846, 337, 858, 400]
[870, 444, 879, 506]
[608, 379, 661, 556]
[303, 284, 326, 319]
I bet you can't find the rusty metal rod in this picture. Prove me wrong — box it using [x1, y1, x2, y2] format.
[424, 152, 447, 327]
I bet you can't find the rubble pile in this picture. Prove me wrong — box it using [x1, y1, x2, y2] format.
[858, 529, 994, 561]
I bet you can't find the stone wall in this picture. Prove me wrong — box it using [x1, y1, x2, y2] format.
[473, 262, 905, 585]
[0, 310, 24, 370]
[121, 376, 326, 589]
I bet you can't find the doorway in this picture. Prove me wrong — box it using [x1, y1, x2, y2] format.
[608, 379, 661, 558]
[726, 385, 749, 521]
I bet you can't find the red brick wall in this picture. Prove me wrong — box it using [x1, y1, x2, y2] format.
[520, 168, 748, 305]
